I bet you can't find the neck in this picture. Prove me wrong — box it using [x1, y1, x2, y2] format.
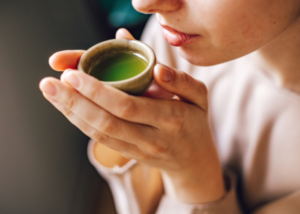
[248, 16, 300, 93]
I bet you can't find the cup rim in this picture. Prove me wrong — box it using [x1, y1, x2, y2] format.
[78, 39, 156, 84]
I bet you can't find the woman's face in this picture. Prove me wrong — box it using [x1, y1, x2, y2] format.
[132, 0, 300, 65]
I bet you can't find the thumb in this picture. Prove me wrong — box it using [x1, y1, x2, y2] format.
[154, 64, 208, 111]
[116, 28, 135, 40]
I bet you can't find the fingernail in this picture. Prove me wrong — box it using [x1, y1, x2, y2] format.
[160, 65, 172, 82]
[41, 80, 57, 97]
[66, 72, 81, 89]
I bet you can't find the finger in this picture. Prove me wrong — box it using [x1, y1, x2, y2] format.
[153, 64, 208, 111]
[43, 93, 143, 158]
[39, 77, 157, 150]
[116, 28, 135, 40]
[61, 70, 177, 128]
[49, 50, 85, 71]
[143, 80, 174, 99]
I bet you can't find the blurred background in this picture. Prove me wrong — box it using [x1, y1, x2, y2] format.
[0, 0, 149, 213]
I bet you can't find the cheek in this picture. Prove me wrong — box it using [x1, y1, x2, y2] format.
[197, 2, 269, 50]
[182, 0, 299, 65]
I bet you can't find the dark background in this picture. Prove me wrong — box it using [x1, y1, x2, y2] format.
[0, 0, 148, 213]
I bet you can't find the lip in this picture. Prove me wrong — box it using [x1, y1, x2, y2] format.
[160, 24, 200, 47]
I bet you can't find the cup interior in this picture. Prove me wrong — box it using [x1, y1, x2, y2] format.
[78, 39, 154, 81]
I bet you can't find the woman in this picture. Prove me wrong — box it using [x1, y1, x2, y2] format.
[40, 0, 300, 213]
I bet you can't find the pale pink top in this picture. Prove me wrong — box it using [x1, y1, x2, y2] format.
[88, 16, 300, 214]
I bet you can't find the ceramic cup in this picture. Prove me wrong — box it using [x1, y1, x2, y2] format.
[77, 39, 156, 96]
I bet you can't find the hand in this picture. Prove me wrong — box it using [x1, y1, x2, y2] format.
[41, 29, 225, 203]
[48, 29, 172, 167]
[48, 30, 167, 213]
[49, 29, 173, 100]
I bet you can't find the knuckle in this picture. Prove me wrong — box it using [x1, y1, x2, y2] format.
[163, 105, 185, 130]
[88, 85, 101, 101]
[99, 117, 117, 134]
[171, 118, 184, 130]
[163, 116, 182, 130]
[180, 72, 192, 90]
[198, 82, 208, 95]
[91, 130, 109, 144]
[195, 80, 208, 98]
[65, 93, 76, 110]
[98, 134, 110, 144]
[195, 81, 208, 111]
[150, 144, 168, 156]
[119, 97, 136, 118]
[64, 108, 73, 117]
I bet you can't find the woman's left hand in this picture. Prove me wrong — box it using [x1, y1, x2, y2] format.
[39, 63, 225, 203]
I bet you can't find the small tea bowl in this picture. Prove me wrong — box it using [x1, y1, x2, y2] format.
[77, 39, 156, 96]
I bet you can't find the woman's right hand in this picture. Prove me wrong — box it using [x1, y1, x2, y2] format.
[49, 29, 173, 99]
[48, 29, 165, 213]
[48, 29, 172, 168]
[48, 29, 137, 168]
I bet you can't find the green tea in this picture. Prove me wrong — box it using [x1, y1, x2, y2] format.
[90, 52, 148, 81]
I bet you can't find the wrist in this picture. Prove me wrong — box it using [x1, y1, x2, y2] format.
[161, 148, 225, 204]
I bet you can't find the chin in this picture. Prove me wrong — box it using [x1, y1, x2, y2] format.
[177, 47, 217, 66]
[177, 45, 241, 67]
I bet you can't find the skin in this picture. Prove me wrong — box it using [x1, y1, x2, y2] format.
[40, 0, 300, 212]
[43, 29, 225, 207]
[133, 0, 300, 66]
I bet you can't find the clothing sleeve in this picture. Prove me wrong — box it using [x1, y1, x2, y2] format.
[88, 139, 300, 214]
[88, 136, 243, 214]
[88, 139, 243, 214]
[87, 140, 140, 214]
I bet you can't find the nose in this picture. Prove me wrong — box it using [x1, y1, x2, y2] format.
[132, 0, 182, 14]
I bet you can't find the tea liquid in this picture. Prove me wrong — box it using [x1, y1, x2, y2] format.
[90, 52, 148, 81]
